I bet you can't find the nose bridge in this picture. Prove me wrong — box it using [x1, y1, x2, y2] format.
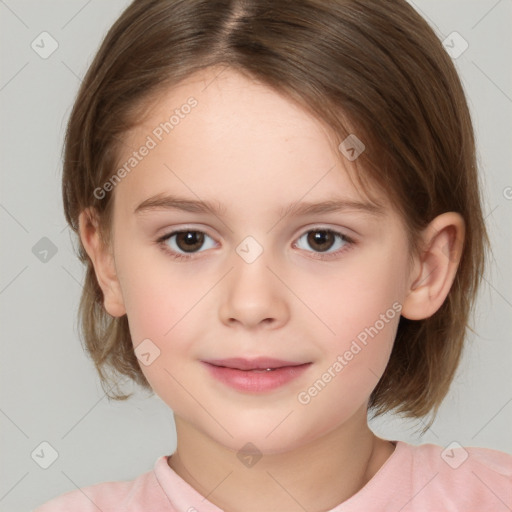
[218, 235, 289, 329]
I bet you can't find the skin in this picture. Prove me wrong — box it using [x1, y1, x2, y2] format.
[79, 66, 465, 512]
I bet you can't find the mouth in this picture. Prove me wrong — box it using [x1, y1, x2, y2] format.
[201, 358, 313, 393]
[202, 357, 310, 371]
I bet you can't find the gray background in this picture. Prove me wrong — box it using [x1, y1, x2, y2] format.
[1, 1, 511, 511]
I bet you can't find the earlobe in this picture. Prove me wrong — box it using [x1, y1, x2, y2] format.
[78, 208, 126, 317]
[401, 212, 465, 321]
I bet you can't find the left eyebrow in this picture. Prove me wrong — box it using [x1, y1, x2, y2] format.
[133, 193, 385, 218]
[277, 198, 385, 218]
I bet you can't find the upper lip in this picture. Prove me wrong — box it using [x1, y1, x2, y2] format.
[203, 357, 310, 370]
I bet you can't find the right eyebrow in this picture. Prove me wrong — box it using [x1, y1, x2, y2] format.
[134, 194, 226, 216]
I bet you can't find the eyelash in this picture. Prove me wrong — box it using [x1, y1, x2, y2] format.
[156, 228, 356, 262]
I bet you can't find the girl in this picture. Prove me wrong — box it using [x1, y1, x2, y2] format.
[35, 0, 511, 510]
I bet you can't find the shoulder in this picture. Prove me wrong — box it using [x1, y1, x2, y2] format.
[32, 457, 174, 512]
[408, 441, 512, 477]
[402, 441, 512, 509]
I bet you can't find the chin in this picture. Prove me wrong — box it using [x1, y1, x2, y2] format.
[199, 414, 327, 457]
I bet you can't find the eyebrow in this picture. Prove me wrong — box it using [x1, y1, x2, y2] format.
[133, 193, 385, 218]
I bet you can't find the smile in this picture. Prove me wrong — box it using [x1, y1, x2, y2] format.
[201, 360, 312, 392]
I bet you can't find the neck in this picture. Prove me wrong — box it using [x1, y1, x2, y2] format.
[167, 408, 395, 512]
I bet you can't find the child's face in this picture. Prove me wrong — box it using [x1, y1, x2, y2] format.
[102, 67, 415, 453]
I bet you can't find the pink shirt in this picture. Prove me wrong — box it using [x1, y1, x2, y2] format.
[33, 440, 512, 511]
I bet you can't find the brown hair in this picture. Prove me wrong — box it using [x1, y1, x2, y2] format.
[62, 0, 490, 428]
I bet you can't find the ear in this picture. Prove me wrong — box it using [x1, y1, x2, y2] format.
[401, 212, 465, 320]
[78, 208, 126, 317]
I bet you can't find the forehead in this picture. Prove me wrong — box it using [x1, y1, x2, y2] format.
[136, 66, 337, 153]
[113, 67, 388, 218]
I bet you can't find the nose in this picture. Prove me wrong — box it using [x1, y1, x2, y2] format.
[218, 249, 290, 330]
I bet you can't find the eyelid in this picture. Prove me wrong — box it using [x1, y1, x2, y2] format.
[155, 223, 218, 243]
[292, 223, 358, 241]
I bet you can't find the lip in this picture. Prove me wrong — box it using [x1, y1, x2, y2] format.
[201, 358, 312, 392]
[202, 357, 308, 370]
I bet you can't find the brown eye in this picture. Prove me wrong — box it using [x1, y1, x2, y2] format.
[306, 230, 336, 252]
[174, 231, 205, 253]
[159, 230, 216, 259]
[295, 228, 352, 259]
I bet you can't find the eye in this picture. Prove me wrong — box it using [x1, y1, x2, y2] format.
[157, 227, 355, 262]
[294, 228, 354, 260]
[157, 229, 216, 260]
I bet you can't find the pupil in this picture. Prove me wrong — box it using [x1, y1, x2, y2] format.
[309, 230, 334, 252]
[177, 231, 204, 252]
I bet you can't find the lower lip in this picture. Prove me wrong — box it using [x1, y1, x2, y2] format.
[202, 362, 312, 392]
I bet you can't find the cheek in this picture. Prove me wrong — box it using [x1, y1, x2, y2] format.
[300, 247, 406, 345]
[118, 259, 204, 409]
[296, 248, 406, 393]
[296, 307, 399, 427]
[115, 248, 217, 399]
[116, 241, 204, 342]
